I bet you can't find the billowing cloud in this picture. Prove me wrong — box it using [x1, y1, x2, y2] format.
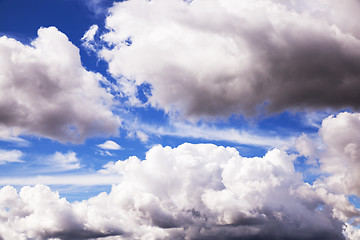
[0, 143, 353, 239]
[315, 112, 360, 196]
[0, 27, 120, 143]
[0, 149, 23, 164]
[97, 140, 122, 150]
[98, 0, 360, 118]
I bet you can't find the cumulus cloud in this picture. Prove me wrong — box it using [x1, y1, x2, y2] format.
[0, 27, 120, 143]
[97, 140, 122, 150]
[99, 0, 360, 118]
[0, 143, 352, 239]
[314, 112, 360, 196]
[0, 149, 23, 164]
[0, 185, 117, 240]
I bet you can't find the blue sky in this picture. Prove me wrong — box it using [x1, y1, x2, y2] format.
[1, 0, 360, 239]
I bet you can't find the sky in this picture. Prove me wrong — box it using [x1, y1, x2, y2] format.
[1, 0, 360, 239]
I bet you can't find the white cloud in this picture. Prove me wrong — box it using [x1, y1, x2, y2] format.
[48, 151, 81, 171]
[81, 24, 99, 52]
[314, 112, 360, 196]
[0, 27, 120, 143]
[127, 130, 149, 143]
[99, 0, 360, 118]
[134, 130, 149, 143]
[0, 143, 352, 239]
[82, 25, 98, 42]
[0, 174, 121, 186]
[97, 140, 122, 150]
[129, 120, 293, 148]
[296, 133, 318, 165]
[0, 149, 23, 164]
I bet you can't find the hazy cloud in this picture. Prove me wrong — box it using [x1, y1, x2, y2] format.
[0, 27, 120, 143]
[128, 120, 293, 148]
[48, 151, 81, 171]
[0, 149, 23, 164]
[99, 0, 360, 118]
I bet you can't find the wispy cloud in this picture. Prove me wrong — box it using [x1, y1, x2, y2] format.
[128, 120, 294, 148]
[47, 151, 81, 171]
[0, 149, 23, 164]
[0, 174, 121, 186]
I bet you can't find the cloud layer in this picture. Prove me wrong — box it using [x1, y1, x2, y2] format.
[0, 143, 352, 239]
[0, 27, 120, 142]
[97, 0, 360, 118]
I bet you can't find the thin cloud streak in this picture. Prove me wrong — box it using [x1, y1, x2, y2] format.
[130, 120, 294, 148]
[0, 174, 122, 186]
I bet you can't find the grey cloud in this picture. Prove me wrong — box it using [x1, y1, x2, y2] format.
[98, 0, 360, 118]
[0, 27, 120, 143]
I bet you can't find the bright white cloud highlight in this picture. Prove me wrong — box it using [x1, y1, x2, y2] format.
[82, 25, 98, 42]
[82, 24, 99, 51]
[97, 140, 121, 150]
[99, 0, 360, 118]
[0, 149, 23, 164]
[0, 27, 120, 143]
[0, 143, 351, 239]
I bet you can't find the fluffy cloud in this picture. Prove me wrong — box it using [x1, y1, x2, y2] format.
[97, 140, 122, 150]
[0, 27, 120, 143]
[0, 149, 23, 164]
[0, 185, 113, 240]
[315, 112, 360, 196]
[97, 0, 360, 118]
[0, 143, 351, 239]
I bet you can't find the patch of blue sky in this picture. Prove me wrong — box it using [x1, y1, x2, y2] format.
[0, 0, 92, 43]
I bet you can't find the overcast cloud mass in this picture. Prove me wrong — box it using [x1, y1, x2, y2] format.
[1, 0, 360, 239]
